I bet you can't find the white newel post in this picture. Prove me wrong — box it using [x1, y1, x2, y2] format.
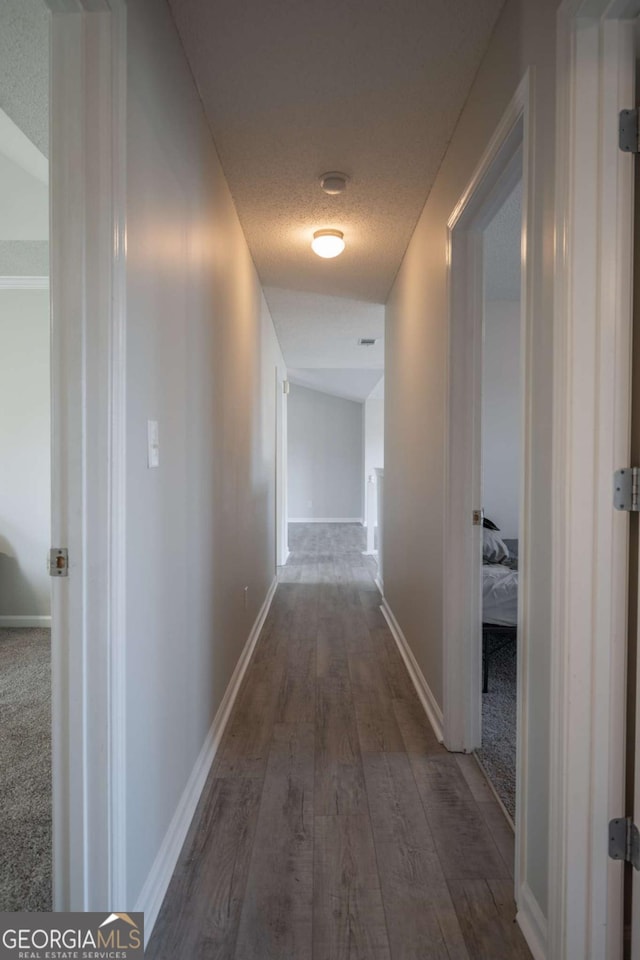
[366, 475, 376, 554]
[374, 468, 384, 588]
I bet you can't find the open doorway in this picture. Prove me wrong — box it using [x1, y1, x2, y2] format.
[0, 0, 52, 911]
[443, 78, 532, 915]
[476, 179, 523, 821]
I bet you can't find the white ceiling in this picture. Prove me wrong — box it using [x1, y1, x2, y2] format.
[0, 0, 49, 158]
[168, 0, 506, 305]
[484, 179, 522, 301]
[267, 287, 384, 369]
[288, 368, 384, 403]
[0, 1, 49, 276]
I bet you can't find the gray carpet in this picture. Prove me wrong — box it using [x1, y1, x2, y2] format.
[477, 640, 516, 821]
[0, 627, 52, 911]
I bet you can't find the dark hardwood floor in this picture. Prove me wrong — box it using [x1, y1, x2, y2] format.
[146, 523, 531, 960]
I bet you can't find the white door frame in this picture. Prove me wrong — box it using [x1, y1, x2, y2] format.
[276, 373, 289, 565]
[549, 3, 638, 958]
[442, 69, 533, 931]
[47, 0, 127, 909]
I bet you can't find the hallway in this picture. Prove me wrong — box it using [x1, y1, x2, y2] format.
[147, 523, 531, 959]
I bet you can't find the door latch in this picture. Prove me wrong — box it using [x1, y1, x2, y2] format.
[49, 548, 69, 578]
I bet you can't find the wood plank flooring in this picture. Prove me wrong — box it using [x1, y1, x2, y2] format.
[146, 523, 531, 960]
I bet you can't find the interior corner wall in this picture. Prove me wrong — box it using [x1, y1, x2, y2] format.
[124, 0, 285, 906]
[482, 300, 521, 539]
[384, 0, 558, 924]
[287, 383, 364, 522]
[0, 288, 50, 619]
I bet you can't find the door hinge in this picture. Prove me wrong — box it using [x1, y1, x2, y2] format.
[609, 818, 640, 870]
[613, 468, 640, 511]
[49, 548, 69, 578]
[620, 109, 640, 153]
[472, 509, 483, 526]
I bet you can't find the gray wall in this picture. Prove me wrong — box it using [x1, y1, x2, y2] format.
[0, 289, 50, 619]
[384, 0, 557, 921]
[125, 0, 285, 906]
[288, 384, 363, 521]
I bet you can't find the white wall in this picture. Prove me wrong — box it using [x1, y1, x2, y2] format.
[482, 301, 520, 538]
[124, 0, 286, 906]
[0, 288, 50, 620]
[288, 383, 363, 522]
[364, 396, 384, 529]
[384, 0, 557, 925]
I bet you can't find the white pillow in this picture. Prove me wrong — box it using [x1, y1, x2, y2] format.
[483, 527, 509, 564]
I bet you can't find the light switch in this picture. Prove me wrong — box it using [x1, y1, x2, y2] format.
[147, 420, 159, 468]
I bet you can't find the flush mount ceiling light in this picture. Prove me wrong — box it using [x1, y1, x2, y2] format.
[311, 229, 345, 259]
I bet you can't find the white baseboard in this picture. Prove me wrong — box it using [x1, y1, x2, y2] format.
[288, 517, 364, 524]
[516, 882, 547, 960]
[135, 576, 278, 945]
[380, 598, 443, 743]
[0, 615, 51, 628]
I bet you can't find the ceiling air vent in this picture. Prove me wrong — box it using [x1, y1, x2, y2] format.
[358, 338, 379, 347]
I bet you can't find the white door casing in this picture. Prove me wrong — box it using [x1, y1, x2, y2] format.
[443, 71, 535, 941]
[550, 2, 638, 958]
[46, 0, 127, 909]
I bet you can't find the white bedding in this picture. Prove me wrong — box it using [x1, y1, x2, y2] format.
[483, 563, 518, 626]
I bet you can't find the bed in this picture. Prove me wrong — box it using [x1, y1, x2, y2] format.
[482, 534, 518, 693]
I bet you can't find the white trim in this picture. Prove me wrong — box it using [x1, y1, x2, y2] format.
[136, 576, 278, 944]
[516, 882, 548, 960]
[380, 598, 444, 743]
[443, 76, 531, 756]
[473, 751, 515, 831]
[549, 4, 637, 958]
[0, 276, 49, 289]
[275, 367, 289, 567]
[374, 575, 384, 595]
[108, 0, 128, 906]
[288, 517, 364, 524]
[442, 72, 535, 948]
[0, 615, 52, 628]
[47, 0, 128, 911]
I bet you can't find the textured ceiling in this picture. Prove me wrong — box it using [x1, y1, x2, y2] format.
[0, 3, 48, 277]
[484, 179, 522, 301]
[168, 0, 506, 304]
[0, 0, 48, 157]
[266, 288, 384, 368]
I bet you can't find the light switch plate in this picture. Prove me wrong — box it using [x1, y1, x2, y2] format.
[147, 420, 159, 468]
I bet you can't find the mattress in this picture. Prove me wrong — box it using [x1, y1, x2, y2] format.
[483, 563, 518, 626]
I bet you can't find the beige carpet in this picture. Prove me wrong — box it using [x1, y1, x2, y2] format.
[0, 627, 51, 911]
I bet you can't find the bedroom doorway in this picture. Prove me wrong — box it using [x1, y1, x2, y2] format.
[443, 74, 533, 907]
[476, 177, 523, 823]
[0, 0, 53, 911]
